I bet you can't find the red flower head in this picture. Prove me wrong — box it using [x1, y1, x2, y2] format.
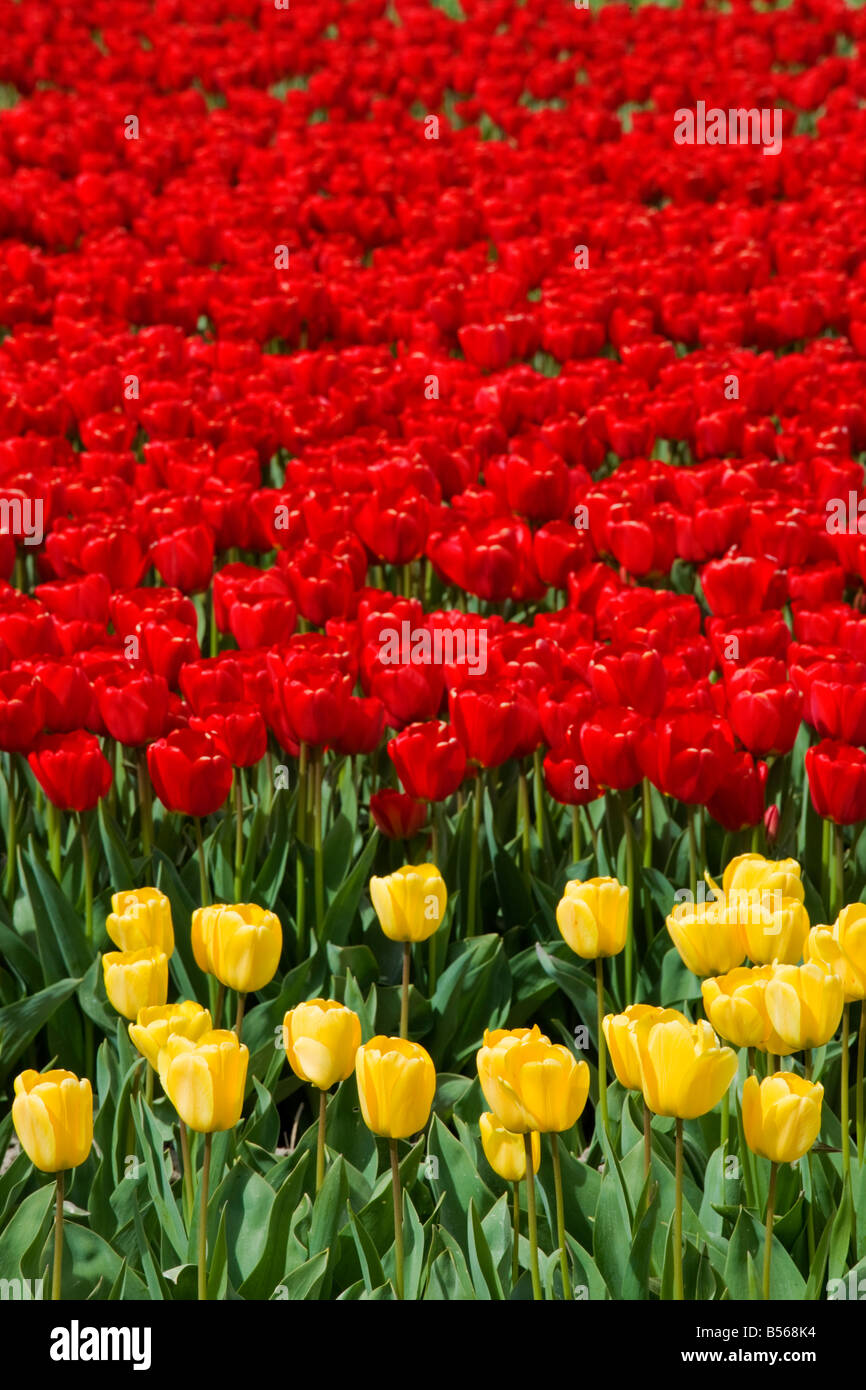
[147, 728, 233, 818]
[28, 730, 112, 812]
[387, 720, 467, 802]
[806, 740, 866, 826]
[369, 789, 427, 840]
[450, 680, 541, 768]
[188, 703, 268, 768]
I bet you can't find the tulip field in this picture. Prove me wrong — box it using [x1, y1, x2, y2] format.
[5, 0, 866, 1337]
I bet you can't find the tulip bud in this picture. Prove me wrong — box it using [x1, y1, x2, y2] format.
[665, 897, 746, 978]
[743, 1073, 823, 1164]
[763, 805, 780, 846]
[638, 1017, 738, 1119]
[129, 1001, 213, 1069]
[107, 887, 174, 955]
[806, 908, 866, 1002]
[369, 864, 447, 943]
[102, 948, 169, 1020]
[737, 895, 809, 966]
[603, 1005, 688, 1090]
[476, 1026, 551, 1134]
[722, 853, 804, 905]
[191, 902, 282, 993]
[12, 1069, 94, 1173]
[283, 999, 362, 1090]
[764, 962, 844, 1050]
[479, 1112, 541, 1183]
[355, 1036, 436, 1138]
[556, 876, 628, 959]
[161, 1029, 249, 1133]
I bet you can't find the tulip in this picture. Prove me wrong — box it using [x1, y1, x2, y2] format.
[764, 963, 844, 1052]
[476, 1026, 550, 1135]
[146, 730, 233, 903]
[737, 896, 810, 967]
[107, 887, 174, 956]
[27, 730, 112, 813]
[356, 1036, 436, 1300]
[480, 1113, 541, 1292]
[191, 903, 282, 1034]
[722, 853, 804, 904]
[370, 865, 447, 1038]
[603, 1004, 688, 1182]
[808, 905, 866, 1163]
[129, 1001, 213, 1070]
[743, 1072, 824, 1300]
[368, 789, 427, 841]
[161, 1029, 249, 1300]
[638, 1017, 737, 1302]
[665, 897, 746, 978]
[284, 999, 362, 1190]
[701, 966, 794, 1056]
[387, 720, 467, 802]
[102, 948, 169, 1021]
[12, 1068, 94, 1301]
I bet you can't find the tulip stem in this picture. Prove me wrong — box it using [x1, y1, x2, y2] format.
[467, 779, 481, 938]
[821, 817, 831, 913]
[523, 1133, 542, 1300]
[595, 959, 609, 1141]
[511, 1181, 520, 1288]
[841, 1003, 852, 1187]
[400, 943, 411, 1039]
[857, 1003, 865, 1166]
[233, 770, 244, 901]
[762, 1161, 778, 1301]
[571, 805, 581, 865]
[620, 793, 634, 1003]
[518, 770, 531, 887]
[215, 983, 226, 1031]
[52, 1170, 64, 1301]
[673, 1118, 684, 1301]
[532, 748, 546, 860]
[389, 1139, 404, 1300]
[234, 991, 246, 1041]
[316, 1089, 327, 1193]
[79, 814, 93, 944]
[194, 817, 209, 907]
[137, 749, 153, 862]
[313, 752, 324, 938]
[687, 812, 697, 903]
[296, 742, 306, 958]
[832, 823, 844, 920]
[641, 778, 654, 946]
[46, 800, 62, 881]
[4, 754, 16, 906]
[198, 1132, 212, 1302]
[145, 1063, 154, 1107]
[551, 1133, 572, 1299]
[747, 1047, 755, 1075]
[643, 1100, 653, 1184]
[179, 1121, 194, 1226]
[720, 1086, 729, 1160]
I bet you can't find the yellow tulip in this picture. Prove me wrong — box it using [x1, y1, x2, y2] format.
[107, 887, 174, 955]
[665, 897, 746, 977]
[476, 1026, 550, 1134]
[603, 1005, 688, 1090]
[556, 877, 628, 959]
[129, 1001, 213, 1069]
[737, 896, 809, 966]
[722, 853, 804, 905]
[806, 908, 866, 1003]
[638, 1017, 738, 1119]
[701, 966, 794, 1055]
[494, 1039, 590, 1133]
[12, 1069, 93, 1173]
[369, 864, 447, 943]
[191, 902, 282, 993]
[742, 1073, 824, 1164]
[479, 1112, 541, 1182]
[764, 962, 844, 1051]
[102, 948, 168, 1020]
[161, 1029, 248, 1133]
[283, 999, 361, 1090]
[355, 1036, 436, 1139]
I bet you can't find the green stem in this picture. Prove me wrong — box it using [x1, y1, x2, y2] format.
[518, 769, 531, 887]
[571, 805, 581, 865]
[524, 1133, 542, 1300]
[4, 754, 17, 906]
[641, 777, 653, 946]
[390, 1139, 404, 1300]
[551, 1133, 571, 1299]
[511, 1181, 520, 1288]
[673, 1118, 684, 1301]
[687, 812, 697, 903]
[467, 779, 481, 938]
[194, 817, 209, 906]
[832, 823, 845, 920]
[137, 749, 153, 861]
[313, 751, 324, 938]
[595, 958, 609, 1140]
[400, 942, 411, 1039]
[46, 800, 62, 881]
[234, 991, 246, 1041]
[532, 748, 546, 859]
[145, 1063, 154, 1107]
[52, 1170, 64, 1300]
[720, 1085, 729, 1160]
[296, 742, 307, 959]
[821, 817, 831, 915]
[763, 1161, 778, 1301]
[179, 1121, 194, 1227]
[214, 983, 226, 1032]
[857, 1003, 865, 1167]
[621, 793, 634, 1003]
[842, 1003, 852, 1187]
[197, 1132, 212, 1301]
[233, 770, 244, 901]
[316, 1088, 327, 1193]
[79, 814, 93, 944]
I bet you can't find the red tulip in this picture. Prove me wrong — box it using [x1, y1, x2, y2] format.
[150, 524, 215, 595]
[369, 789, 427, 839]
[188, 703, 267, 768]
[806, 740, 866, 826]
[28, 730, 112, 812]
[641, 712, 733, 805]
[589, 645, 667, 718]
[147, 728, 233, 817]
[581, 706, 647, 791]
[706, 752, 767, 832]
[450, 681, 541, 768]
[0, 671, 44, 752]
[387, 720, 467, 801]
[95, 669, 170, 747]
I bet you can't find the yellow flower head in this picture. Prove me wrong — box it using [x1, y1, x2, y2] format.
[479, 1112, 540, 1183]
[701, 965, 794, 1055]
[12, 1069, 93, 1173]
[107, 887, 174, 955]
[556, 877, 629, 960]
[191, 903, 282, 993]
[355, 1036, 436, 1139]
[283, 999, 362, 1090]
[129, 1000, 213, 1069]
[743, 1073, 823, 1164]
[722, 854, 804, 905]
[806, 908, 866, 1003]
[102, 948, 169, 1021]
[369, 865, 447, 943]
[764, 962, 844, 1051]
[603, 1005, 688, 1090]
[638, 1016, 738, 1119]
[161, 1029, 249, 1133]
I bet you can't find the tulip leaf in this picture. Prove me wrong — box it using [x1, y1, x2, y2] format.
[828, 1177, 853, 1280]
[279, 1247, 330, 1300]
[534, 943, 598, 1047]
[0, 974, 82, 1080]
[346, 1202, 386, 1293]
[308, 1153, 349, 1256]
[131, 1095, 187, 1264]
[659, 945, 702, 1004]
[804, 1207, 834, 1300]
[400, 1188, 426, 1299]
[320, 829, 379, 945]
[153, 849, 209, 1000]
[467, 1197, 504, 1299]
[592, 1167, 630, 1298]
[429, 935, 511, 1065]
[97, 802, 138, 891]
[0, 1184, 54, 1280]
[20, 845, 92, 978]
[427, 1114, 496, 1235]
[210, 1162, 277, 1288]
[206, 1204, 229, 1300]
[56, 1220, 137, 1300]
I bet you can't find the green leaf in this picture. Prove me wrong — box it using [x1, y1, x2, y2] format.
[320, 831, 379, 945]
[467, 1197, 503, 1299]
[0, 977, 82, 1080]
